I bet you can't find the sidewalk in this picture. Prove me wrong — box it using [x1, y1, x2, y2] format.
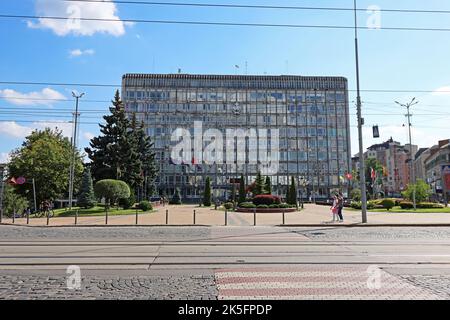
[1, 204, 450, 227]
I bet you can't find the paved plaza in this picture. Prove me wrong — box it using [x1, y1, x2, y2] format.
[0, 225, 450, 300]
[2, 204, 450, 227]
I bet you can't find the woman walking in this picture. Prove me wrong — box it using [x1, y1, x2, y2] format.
[337, 192, 345, 223]
[330, 194, 339, 223]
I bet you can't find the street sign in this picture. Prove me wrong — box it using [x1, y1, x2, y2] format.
[16, 177, 26, 185]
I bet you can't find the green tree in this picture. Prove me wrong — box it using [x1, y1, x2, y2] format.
[365, 158, 384, 197]
[203, 177, 212, 207]
[77, 167, 96, 209]
[85, 91, 142, 188]
[94, 179, 130, 209]
[8, 128, 83, 206]
[238, 174, 246, 204]
[254, 171, 266, 196]
[265, 176, 272, 195]
[402, 179, 432, 203]
[131, 116, 158, 201]
[1, 184, 29, 217]
[287, 177, 297, 206]
[350, 188, 362, 201]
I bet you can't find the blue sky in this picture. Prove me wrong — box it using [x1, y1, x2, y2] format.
[1, 0, 450, 163]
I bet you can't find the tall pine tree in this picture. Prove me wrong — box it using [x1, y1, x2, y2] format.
[130, 114, 157, 201]
[238, 174, 246, 204]
[265, 176, 272, 195]
[85, 91, 142, 189]
[203, 177, 212, 207]
[254, 171, 266, 196]
[77, 167, 96, 209]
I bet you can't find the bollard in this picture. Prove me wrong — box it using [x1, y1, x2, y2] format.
[193, 210, 196, 225]
[46, 212, 49, 226]
[166, 209, 169, 225]
[105, 209, 108, 225]
[225, 210, 228, 226]
[253, 208, 256, 226]
[75, 210, 78, 225]
[27, 211, 30, 225]
[136, 208, 139, 225]
[282, 210, 286, 225]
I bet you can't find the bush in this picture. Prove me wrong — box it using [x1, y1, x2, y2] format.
[119, 191, 135, 209]
[94, 179, 130, 208]
[253, 194, 282, 206]
[224, 202, 234, 210]
[257, 204, 269, 209]
[279, 203, 290, 209]
[239, 202, 256, 208]
[350, 188, 362, 201]
[380, 198, 395, 211]
[139, 200, 152, 212]
[269, 204, 281, 208]
[399, 201, 414, 209]
[417, 202, 445, 209]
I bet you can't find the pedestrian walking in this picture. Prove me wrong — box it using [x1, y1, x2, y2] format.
[337, 192, 345, 223]
[330, 194, 339, 223]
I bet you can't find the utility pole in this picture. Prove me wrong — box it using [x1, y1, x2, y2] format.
[354, 0, 368, 223]
[395, 98, 418, 210]
[68, 91, 84, 212]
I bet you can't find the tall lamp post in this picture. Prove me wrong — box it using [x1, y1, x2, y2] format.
[395, 98, 419, 210]
[68, 91, 84, 212]
[353, 0, 368, 223]
[299, 176, 309, 209]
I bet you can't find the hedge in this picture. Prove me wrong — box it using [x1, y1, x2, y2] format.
[253, 194, 282, 206]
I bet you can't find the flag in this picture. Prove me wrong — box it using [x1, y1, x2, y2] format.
[346, 173, 353, 180]
[371, 168, 376, 180]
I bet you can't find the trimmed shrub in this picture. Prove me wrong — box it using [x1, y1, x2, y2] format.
[239, 202, 256, 209]
[399, 201, 414, 209]
[253, 194, 282, 206]
[94, 179, 130, 208]
[380, 198, 395, 211]
[279, 203, 290, 209]
[170, 188, 182, 205]
[417, 202, 445, 209]
[224, 202, 234, 210]
[257, 204, 269, 209]
[139, 200, 152, 212]
[269, 204, 281, 208]
[119, 191, 135, 209]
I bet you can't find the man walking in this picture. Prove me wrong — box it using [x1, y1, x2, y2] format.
[337, 192, 344, 223]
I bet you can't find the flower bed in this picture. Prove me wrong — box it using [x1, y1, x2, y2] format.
[236, 207, 297, 213]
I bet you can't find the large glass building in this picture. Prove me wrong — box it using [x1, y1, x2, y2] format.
[122, 74, 351, 202]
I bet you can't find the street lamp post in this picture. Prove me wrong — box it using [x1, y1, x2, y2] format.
[395, 98, 419, 210]
[68, 91, 84, 212]
[353, 0, 368, 223]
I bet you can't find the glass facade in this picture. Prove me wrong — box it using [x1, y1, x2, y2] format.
[122, 74, 351, 201]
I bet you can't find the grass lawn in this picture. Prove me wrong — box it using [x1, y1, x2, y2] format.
[53, 206, 156, 217]
[347, 206, 450, 213]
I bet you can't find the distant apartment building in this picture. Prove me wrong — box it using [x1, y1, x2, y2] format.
[365, 138, 418, 197]
[422, 139, 450, 202]
[0, 163, 6, 216]
[122, 73, 351, 201]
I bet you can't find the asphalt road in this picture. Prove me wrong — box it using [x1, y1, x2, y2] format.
[0, 225, 449, 299]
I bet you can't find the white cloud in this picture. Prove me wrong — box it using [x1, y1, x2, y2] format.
[432, 86, 450, 96]
[0, 121, 32, 139]
[82, 131, 95, 141]
[0, 121, 73, 139]
[0, 152, 10, 164]
[69, 48, 95, 57]
[28, 0, 127, 36]
[0, 88, 66, 106]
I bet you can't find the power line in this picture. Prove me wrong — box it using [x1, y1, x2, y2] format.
[3, 14, 450, 32]
[61, 0, 450, 15]
[1, 80, 449, 94]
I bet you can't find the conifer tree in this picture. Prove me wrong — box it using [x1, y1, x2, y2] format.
[77, 167, 96, 209]
[254, 171, 266, 196]
[238, 174, 246, 204]
[265, 176, 272, 195]
[203, 177, 212, 207]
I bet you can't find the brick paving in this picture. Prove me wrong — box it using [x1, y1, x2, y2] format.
[215, 266, 444, 300]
